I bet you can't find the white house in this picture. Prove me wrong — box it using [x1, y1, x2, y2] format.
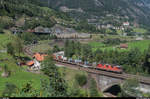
[123, 22, 130, 26]
[26, 53, 48, 71]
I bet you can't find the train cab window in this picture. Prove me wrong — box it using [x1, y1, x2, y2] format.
[116, 66, 122, 69]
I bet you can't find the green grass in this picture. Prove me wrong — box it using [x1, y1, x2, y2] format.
[58, 67, 103, 97]
[117, 30, 123, 34]
[127, 40, 150, 52]
[133, 28, 147, 33]
[0, 52, 48, 96]
[32, 40, 52, 53]
[0, 68, 48, 94]
[89, 42, 114, 52]
[0, 34, 48, 96]
[88, 41, 115, 52]
[88, 42, 105, 48]
[58, 67, 87, 87]
[58, 67, 89, 96]
[0, 34, 11, 49]
[106, 29, 112, 33]
[88, 40, 150, 52]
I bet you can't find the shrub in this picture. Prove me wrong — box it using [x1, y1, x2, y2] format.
[75, 74, 87, 87]
[2, 82, 17, 97]
[89, 78, 100, 97]
[0, 28, 3, 33]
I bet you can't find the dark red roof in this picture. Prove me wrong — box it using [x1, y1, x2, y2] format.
[120, 44, 128, 48]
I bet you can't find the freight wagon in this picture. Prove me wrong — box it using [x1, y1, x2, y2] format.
[53, 54, 123, 73]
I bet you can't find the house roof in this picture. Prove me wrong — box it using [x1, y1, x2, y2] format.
[120, 44, 128, 48]
[123, 22, 129, 25]
[34, 26, 51, 33]
[26, 29, 35, 33]
[26, 61, 34, 66]
[33, 53, 48, 61]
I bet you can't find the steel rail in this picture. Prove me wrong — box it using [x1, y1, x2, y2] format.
[55, 60, 150, 85]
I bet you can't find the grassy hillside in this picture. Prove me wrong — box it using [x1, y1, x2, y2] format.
[88, 40, 150, 52]
[0, 33, 49, 96]
[0, 34, 11, 49]
[58, 67, 103, 97]
[0, 60, 48, 96]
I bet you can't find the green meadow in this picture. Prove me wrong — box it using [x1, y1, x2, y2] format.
[0, 34, 11, 49]
[0, 52, 48, 96]
[127, 40, 150, 52]
[133, 28, 148, 34]
[88, 40, 150, 52]
[0, 34, 48, 96]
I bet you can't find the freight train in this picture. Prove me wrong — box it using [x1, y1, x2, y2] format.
[53, 54, 123, 74]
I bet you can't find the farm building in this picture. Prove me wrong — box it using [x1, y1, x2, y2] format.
[123, 22, 130, 26]
[53, 51, 65, 59]
[34, 26, 52, 35]
[51, 24, 76, 34]
[120, 44, 128, 49]
[26, 29, 35, 33]
[10, 27, 23, 34]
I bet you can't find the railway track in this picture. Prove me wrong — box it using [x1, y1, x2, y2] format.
[24, 45, 35, 57]
[55, 61, 150, 85]
[24, 45, 150, 85]
[56, 61, 125, 78]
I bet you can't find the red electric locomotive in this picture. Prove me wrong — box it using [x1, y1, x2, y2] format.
[96, 64, 123, 73]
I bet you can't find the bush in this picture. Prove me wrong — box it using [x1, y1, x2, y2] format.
[75, 74, 87, 87]
[2, 82, 17, 97]
[103, 38, 126, 45]
[52, 45, 60, 53]
[7, 43, 15, 56]
[100, 35, 104, 38]
[89, 78, 100, 97]
[21, 32, 39, 45]
[0, 16, 14, 29]
[0, 28, 3, 33]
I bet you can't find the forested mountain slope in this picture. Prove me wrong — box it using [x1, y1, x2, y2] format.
[40, 0, 150, 27]
[0, 0, 72, 32]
